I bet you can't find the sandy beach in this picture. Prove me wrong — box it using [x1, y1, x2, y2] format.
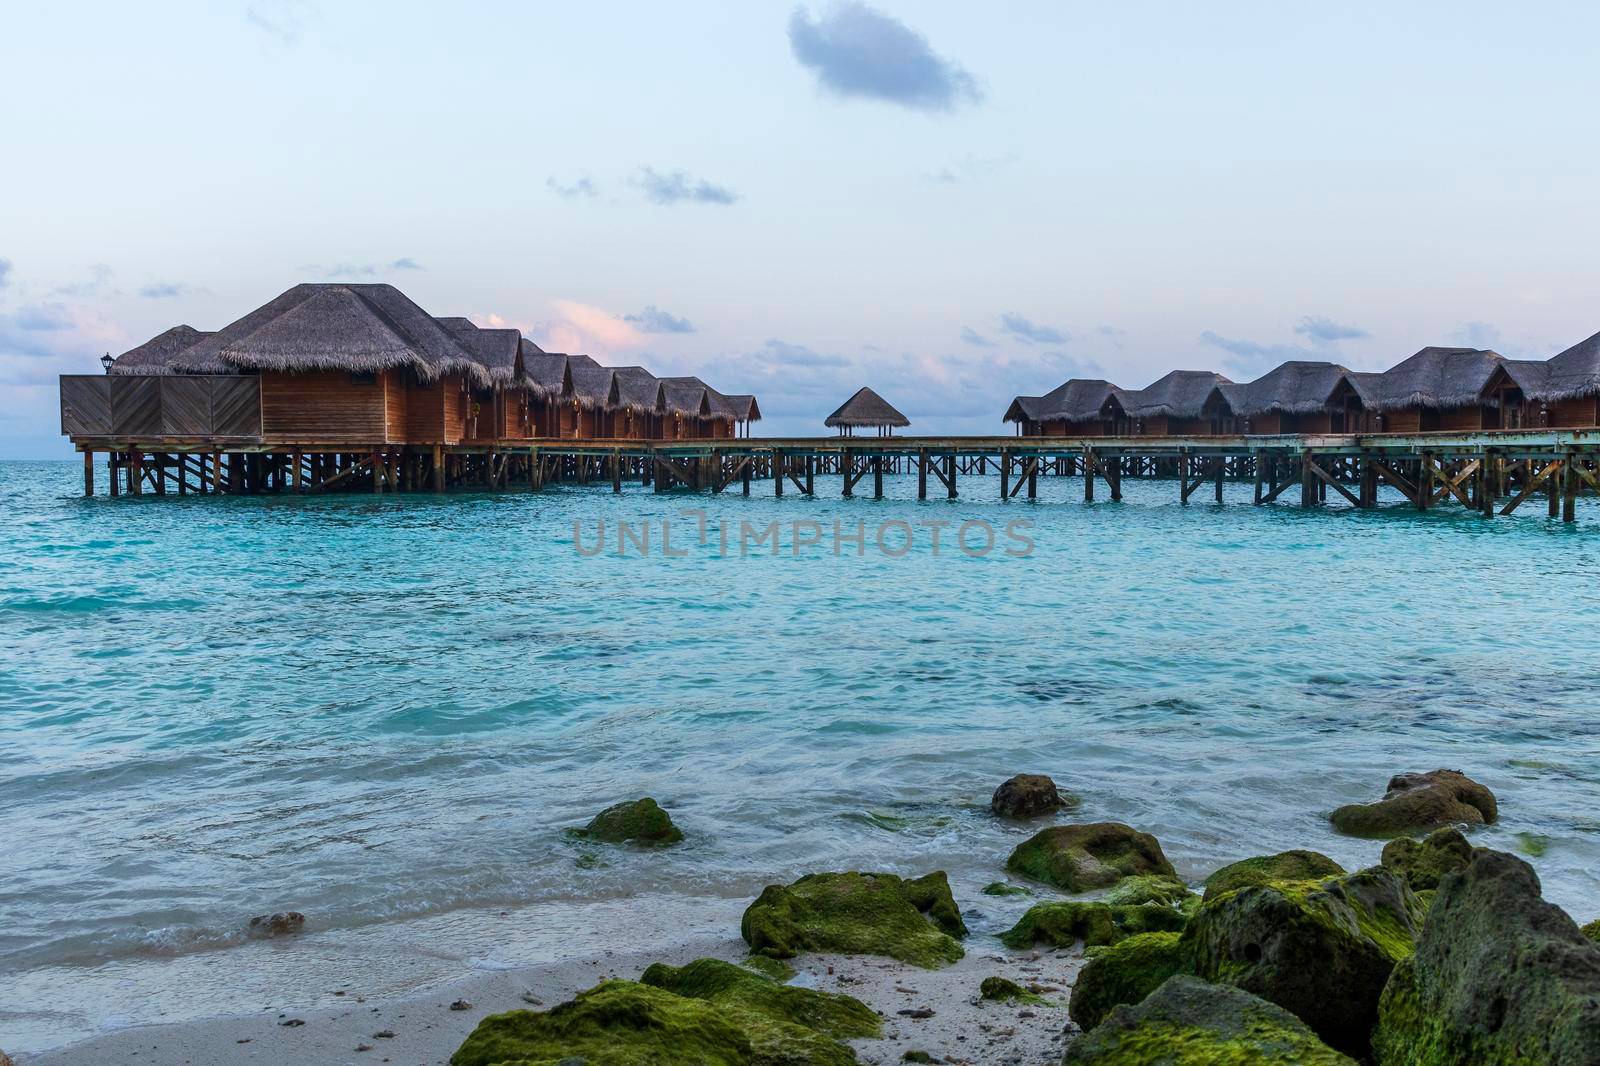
[18, 926, 1078, 1066]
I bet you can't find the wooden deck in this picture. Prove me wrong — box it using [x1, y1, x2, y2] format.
[66, 429, 1600, 521]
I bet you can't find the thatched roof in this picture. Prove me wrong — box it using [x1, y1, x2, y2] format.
[110, 324, 215, 375]
[610, 366, 665, 413]
[825, 387, 909, 428]
[661, 381, 711, 417]
[1226, 361, 1352, 417]
[717, 393, 761, 422]
[1493, 359, 1553, 397]
[1004, 379, 1121, 424]
[568, 364, 616, 410]
[173, 283, 491, 387]
[567, 353, 602, 370]
[1363, 347, 1502, 412]
[436, 317, 523, 384]
[520, 342, 569, 397]
[1535, 330, 1600, 402]
[1118, 370, 1233, 420]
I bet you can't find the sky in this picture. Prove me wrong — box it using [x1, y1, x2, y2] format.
[4, 1, 1600, 456]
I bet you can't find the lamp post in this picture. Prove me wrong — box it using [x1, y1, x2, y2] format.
[100, 351, 114, 374]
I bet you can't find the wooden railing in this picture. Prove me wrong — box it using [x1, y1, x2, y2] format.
[60, 375, 262, 439]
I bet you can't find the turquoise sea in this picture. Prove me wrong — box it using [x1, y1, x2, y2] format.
[3, 457, 1600, 1049]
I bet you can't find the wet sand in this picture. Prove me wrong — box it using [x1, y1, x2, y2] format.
[21, 935, 1078, 1066]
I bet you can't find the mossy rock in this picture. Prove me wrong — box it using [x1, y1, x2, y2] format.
[1379, 826, 1476, 891]
[570, 797, 683, 845]
[981, 881, 1031, 897]
[741, 870, 967, 969]
[1583, 918, 1600, 944]
[1005, 822, 1175, 893]
[1106, 875, 1193, 908]
[1329, 769, 1497, 838]
[449, 978, 855, 1066]
[1184, 866, 1426, 1059]
[978, 975, 1048, 1005]
[1063, 975, 1355, 1064]
[741, 955, 796, 983]
[1373, 849, 1600, 1065]
[641, 958, 880, 1040]
[999, 900, 1187, 950]
[1202, 851, 1345, 902]
[1069, 931, 1192, 1032]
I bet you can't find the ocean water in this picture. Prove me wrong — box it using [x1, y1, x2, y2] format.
[3, 457, 1600, 1049]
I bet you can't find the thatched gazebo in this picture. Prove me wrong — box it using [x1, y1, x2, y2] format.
[824, 387, 908, 437]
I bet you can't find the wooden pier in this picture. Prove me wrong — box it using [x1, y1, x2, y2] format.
[70, 429, 1600, 521]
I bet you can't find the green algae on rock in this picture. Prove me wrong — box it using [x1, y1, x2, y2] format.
[741, 870, 967, 968]
[1329, 769, 1497, 837]
[1105, 874, 1193, 908]
[1063, 975, 1356, 1065]
[1202, 850, 1345, 901]
[1379, 826, 1476, 891]
[569, 797, 683, 845]
[1373, 850, 1600, 1066]
[1068, 931, 1191, 1032]
[449, 978, 856, 1066]
[978, 975, 1048, 1005]
[999, 900, 1187, 950]
[741, 955, 797, 983]
[1583, 918, 1600, 944]
[1184, 866, 1426, 1059]
[641, 958, 880, 1040]
[981, 881, 1031, 897]
[1005, 822, 1175, 893]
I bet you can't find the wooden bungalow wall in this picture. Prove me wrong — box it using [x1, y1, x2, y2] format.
[259, 372, 390, 440]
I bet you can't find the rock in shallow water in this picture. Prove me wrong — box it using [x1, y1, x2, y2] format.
[571, 797, 683, 845]
[247, 911, 306, 938]
[450, 976, 860, 1066]
[1202, 850, 1345, 901]
[990, 773, 1066, 818]
[1373, 849, 1600, 1066]
[1329, 768, 1497, 837]
[741, 870, 967, 968]
[1005, 822, 1175, 893]
[1380, 826, 1477, 891]
[1185, 866, 1425, 1059]
[1063, 975, 1355, 1064]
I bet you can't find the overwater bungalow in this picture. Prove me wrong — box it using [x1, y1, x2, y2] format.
[1482, 330, 1600, 428]
[1224, 360, 1370, 434]
[1116, 370, 1235, 436]
[609, 367, 665, 439]
[436, 317, 527, 440]
[1004, 379, 1123, 436]
[565, 363, 616, 439]
[660, 376, 737, 439]
[825, 387, 909, 437]
[718, 393, 761, 437]
[1363, 347, 1503, 432]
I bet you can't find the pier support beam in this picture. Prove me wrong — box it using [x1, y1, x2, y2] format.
[83, 450, 94, 496]
[917, 447, 928, 500]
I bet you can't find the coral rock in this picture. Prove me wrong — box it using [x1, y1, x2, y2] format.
[1329, 769, 1497, 837]
[741, 870, 967, 968]
[1005, 823, 1175, 893]
[1202, 850, 1346, 901]
[990, 774, 1066, 818]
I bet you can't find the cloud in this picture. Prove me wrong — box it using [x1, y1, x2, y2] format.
[624, 305, 695, 334]
[139, 281, 197, 299]
[547, 175, 599, 200]
[53, 264, 115, 298]
[633, 167, 739, 206]
[789, 2, 984, 113]
[1000, 312, 1069, 345]
[314, 258, 424, 279]
[959, 327, 993, 347]
[528, 300, 646, 355]
[923, 152, 1018, 184]
[1293, 316, 1369, 342]
[0, 259, 11, 291]
[246, 0, 313, 45]
[0, 301, 127, 384]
